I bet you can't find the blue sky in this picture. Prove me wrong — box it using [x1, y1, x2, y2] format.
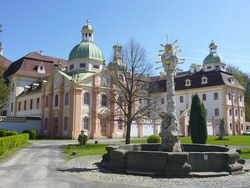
[1, 0, 250, 75]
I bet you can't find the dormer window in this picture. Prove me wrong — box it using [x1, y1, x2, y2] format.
[201, 76, 208, 85]
[185, 79, 191, 87]
[228, 77, 234, 84]
[24, 86, 30, 92]
[42, 80, 47, 86]
[37, 64, 45, 74]
[32, 83, 39, 90]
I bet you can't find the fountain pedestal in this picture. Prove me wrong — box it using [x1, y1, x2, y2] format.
[160, 131, 182, 152]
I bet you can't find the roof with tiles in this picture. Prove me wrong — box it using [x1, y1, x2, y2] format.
[3, 52, 67, 81]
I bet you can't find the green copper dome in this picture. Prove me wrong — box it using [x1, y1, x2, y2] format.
[68, 41, 104, 61]
[108, 59, 127, 71]
[82, 19, 93, 30]
[82, 23, 93, 30]
[203, 53, 225, 65]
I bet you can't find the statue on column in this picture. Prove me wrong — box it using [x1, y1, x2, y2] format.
[155, 36, 185, 152]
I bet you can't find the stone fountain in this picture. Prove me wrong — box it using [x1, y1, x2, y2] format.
[101, 37, 247, 178]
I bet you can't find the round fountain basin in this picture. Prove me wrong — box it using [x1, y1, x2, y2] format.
[101, 143, 245, 178]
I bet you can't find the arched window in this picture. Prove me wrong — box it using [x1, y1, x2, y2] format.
[202, 94, 206, 101]
[118, 96, 123, 106]
[118, 119, 123, 129]
[65, 92, 69, 106]
[235, 109, 238, 117]
[84, 93, 90, 105]
[139, 98, 142, 104]
[215, 108, 219, 116]
[229, 109, 232, 116]
[101, 95, 107, 106]
[46, 96, 49, 108]
[241, 123, 243, 130]
[229, 92, 231, 100]
[214, 92, 218, 100]
[119, 75, 124, 82]
[230, 123, 232, 130]
[240, 95, 242, 102]
[241, 110, 243, 117]
[45, 117, 48, 130]
[55, 94, 59, 107]
[64, 116, 68, 131]
[84, 117, 89, 130]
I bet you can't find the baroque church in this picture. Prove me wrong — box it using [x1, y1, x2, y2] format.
[1, 20, 246, 139]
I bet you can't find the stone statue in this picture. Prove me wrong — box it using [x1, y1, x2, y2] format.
[156, 36, 184, 152]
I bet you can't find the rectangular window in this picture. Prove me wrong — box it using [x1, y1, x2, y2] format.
[30, 99, 33, 110]
[93, 65, 99, 69]
[69, 64, 74, 70]
[36, 98, 40, 109]
[11, 103, 13, 112]
[207, 66, 212, 69]
[180, 96, 183, 103]
[24, 101, 27, 111]
[80, 63, 86, 68]
[18, 102, 21, 111]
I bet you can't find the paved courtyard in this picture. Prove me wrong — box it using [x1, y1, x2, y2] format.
[0, 140, 249, 188]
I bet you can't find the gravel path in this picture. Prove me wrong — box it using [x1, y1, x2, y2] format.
[67, 155, 250, 188]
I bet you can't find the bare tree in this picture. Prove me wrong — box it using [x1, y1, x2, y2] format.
[108, 38, 160, 144]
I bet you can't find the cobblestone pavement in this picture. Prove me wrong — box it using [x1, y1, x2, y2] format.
[66, 155, 250, 188]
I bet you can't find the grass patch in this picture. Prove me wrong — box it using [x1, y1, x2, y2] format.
[0, 142, 32, 163]
[239, 148, 250, 159]
[63, 143, 113, 159]
[128, 135, 250, 146]
[128, 136, 250, 159]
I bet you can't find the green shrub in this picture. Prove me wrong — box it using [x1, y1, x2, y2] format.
[11, 131, 18, 136]
[0, 130, 6, 137]
[0, 134, 29, 155]
[78, 134, 89, 145]
[5, 131, 12, 136]
[22, 130, 29, 134]
[29, 130, 37, 140]
[147, 135, 161, 143]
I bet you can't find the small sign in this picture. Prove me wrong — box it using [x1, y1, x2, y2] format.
[0, 116, 27, 122]
[204, 154, 208, 160]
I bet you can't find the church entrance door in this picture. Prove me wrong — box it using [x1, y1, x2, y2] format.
[100, 120, 107, 137]
[53, 118, 58, 136]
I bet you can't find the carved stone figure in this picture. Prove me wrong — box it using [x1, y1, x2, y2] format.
[156, 36, 184, 152]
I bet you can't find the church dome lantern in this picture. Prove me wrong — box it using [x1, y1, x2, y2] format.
[203, 40, 226, 72]
[67, 20, 104, 73]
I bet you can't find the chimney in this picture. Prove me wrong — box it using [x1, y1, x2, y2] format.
[39, 50, 43, 55]
[190, 66, 194, 73]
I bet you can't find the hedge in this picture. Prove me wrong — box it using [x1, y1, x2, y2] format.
[0, 134, 29, 156]
[0, 130, 6, 137]
[22, 130, 37, 140]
